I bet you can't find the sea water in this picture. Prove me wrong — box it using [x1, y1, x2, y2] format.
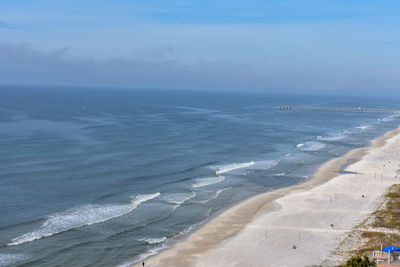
[0, 86, 399, 266]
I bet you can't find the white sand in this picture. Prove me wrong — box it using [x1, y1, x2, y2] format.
[132, 127, 400, 267]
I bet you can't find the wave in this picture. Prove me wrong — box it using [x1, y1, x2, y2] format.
[0, 254, 29, 267]
[300, 141, 325, 152]
[249, 160, 279, 171]
[274, 172, 286, 177]
[159, 192, 196, 205]
[192, 176, 225, 188]
[8, 193, 160, 246]
[378, 117, 395, 122]
[319, 134, 345, 141]
[119, 208, 213, 266]
[356, 125, 369, 131]
[296, 143, 304, 148]
[194, 187, 233, 204]
[139, 236, 167, 245]
[211, 159, 280, 176]
[212, 161, 255, 175]
[207, 187, 232, 203]
[118, 243, 169, 267]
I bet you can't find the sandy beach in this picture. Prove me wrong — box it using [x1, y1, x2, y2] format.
[132, 126, 400, 267]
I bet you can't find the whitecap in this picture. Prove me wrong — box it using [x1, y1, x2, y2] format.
[139, 237, 167, 245]
[356, 125, 369, 130]
[0, 254, 29, 267]
[159, 192, 196, 205]
[296, 143, 304, 148]
[211, 159, 280, 176]
[248, 160, 278, 171]
[8, 193, 160, 246]
[300, 141, 325, 152]
[319, 134, 345, 141]
[378, 117, 394, 122]
[194, 187, 233, 204]
[274, 173, 286, 177]
[192, 176, 225, 188]
[118, 243, 169, 267]
[212, 162, 255, 175]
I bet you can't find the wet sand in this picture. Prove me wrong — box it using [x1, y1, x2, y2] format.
[131, 127, 400, 267]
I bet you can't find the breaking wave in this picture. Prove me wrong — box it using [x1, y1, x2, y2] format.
[300, 141, 325, 152]
[357, 125, 369, 131]
[319, 134, 345, 141]
[212, 161, 255, 175]
[159, 192, 196, 205]
[192, 176, 225, 188]
[139, 236, 167, 244]
[8, 193, 160, 246]
[211, 159, 280, 176]
[0, 254, 29, 267]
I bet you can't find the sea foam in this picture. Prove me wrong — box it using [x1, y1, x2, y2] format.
[319, 134, 345, 141]
[211, 159, 279, 176]
[139, 236, 167, 244]
[8, 193, 160, 246]
[213, 161, 255, 175]
[192, 176, 225, 188]
[0, 254, 29, 267]
[159, 192, 196, 205]
[300, 141, 325, 152]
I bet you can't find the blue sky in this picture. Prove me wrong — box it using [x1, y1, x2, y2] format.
[0, 0, 400, 93]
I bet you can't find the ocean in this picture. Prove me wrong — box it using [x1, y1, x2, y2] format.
[0, 86, 399, 267]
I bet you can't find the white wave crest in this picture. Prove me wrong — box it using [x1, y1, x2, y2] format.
[356, 125, 369, 130]
[8, 193, 160, 246]
[139, 237, 167, 244]
[300, 141, 325, 152]
[319, 134, 345, 141]
[118, 243, 169, 267]
[249, 160, 279, 171]
[212, 161, 255, 175]
[192, 176, 225, 188]
[274, 172, 286, 177]
[211, 159, 280, 176]
[296, 143, 304, 148]
[192, 187, 232, 204]
[0, 254, 29, 267]
[379, 117, 395, 122]
[159, 192, 196, 205]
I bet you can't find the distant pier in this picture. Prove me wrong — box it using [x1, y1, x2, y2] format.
[278, 105, 399, 113]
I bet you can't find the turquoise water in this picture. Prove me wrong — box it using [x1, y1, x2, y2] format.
[0, 87, 399, 266]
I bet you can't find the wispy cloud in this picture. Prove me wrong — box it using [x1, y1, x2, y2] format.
[0, 21, 18, 29]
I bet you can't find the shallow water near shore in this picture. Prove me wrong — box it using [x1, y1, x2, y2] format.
[0, 86, 399, 267]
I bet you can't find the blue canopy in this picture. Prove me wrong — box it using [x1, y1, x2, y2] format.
[382, 246, 400, 253]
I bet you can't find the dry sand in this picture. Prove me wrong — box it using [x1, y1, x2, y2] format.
[131, 127, 400, 267]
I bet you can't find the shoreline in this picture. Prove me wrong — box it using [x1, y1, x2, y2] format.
[128, 126, 400, 267]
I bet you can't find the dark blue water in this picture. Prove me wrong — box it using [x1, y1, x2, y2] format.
[0, 86, 399, 266]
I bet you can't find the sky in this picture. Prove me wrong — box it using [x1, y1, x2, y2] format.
[0, 0, 400, 94]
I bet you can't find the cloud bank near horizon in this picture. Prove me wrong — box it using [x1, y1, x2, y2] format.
[0, 41, 399, 94]
[1, 0, 400, 94]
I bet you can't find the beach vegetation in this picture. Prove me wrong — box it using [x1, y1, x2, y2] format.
[337, 255, 376, 267]
[338, 184, 400, 265]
